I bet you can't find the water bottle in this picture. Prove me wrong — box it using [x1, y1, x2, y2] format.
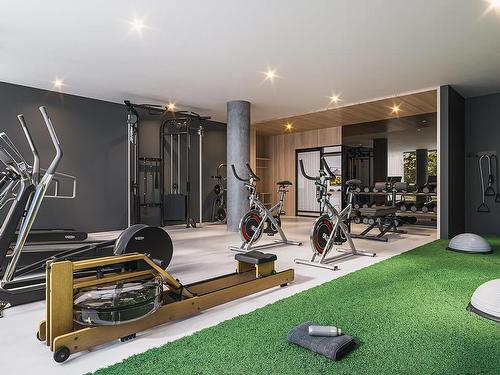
[308, 325, 342, 337]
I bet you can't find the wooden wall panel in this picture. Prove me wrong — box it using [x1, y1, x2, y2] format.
[258, 126, 341, 215]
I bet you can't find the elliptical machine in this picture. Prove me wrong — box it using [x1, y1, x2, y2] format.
[295, 157, 375, 270]
[0, 107, 174, 317]
[229, 163, 302, 252]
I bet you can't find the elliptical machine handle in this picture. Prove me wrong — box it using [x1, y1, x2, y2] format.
[299, 159, 318, 181]
[39, 106, 63, 176]
[231, 164, 249, 182]
[321, 157, 336, 179]
[245, 163, 261, 182]
[17, 114, 40, 184]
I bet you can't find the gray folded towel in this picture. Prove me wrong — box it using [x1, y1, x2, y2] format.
[287, 321, 356, 361]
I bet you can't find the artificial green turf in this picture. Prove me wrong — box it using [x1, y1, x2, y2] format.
[93, 240, 500, 375]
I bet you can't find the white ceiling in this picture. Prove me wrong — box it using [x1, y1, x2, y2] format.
[1, 0, 500, 123]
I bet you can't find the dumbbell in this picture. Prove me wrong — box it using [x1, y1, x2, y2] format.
[410, 203, 424, 212]
[393, 182, 409, 192]
[373, 182, 387, 192]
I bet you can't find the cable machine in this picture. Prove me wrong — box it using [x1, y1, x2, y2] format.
[125, 101, 140, 227]
[160, 112, 207, 228]
[125, 101, 208, 228]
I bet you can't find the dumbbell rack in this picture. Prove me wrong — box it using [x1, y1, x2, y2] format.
[352, 190, 438, 225]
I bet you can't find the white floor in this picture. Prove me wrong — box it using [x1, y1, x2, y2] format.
[0, 217, 436, 374]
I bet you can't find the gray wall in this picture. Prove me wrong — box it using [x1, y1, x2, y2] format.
[439, 85, 465, 239]
[0, 81, 127, 232]
[465, 92, 500, 235]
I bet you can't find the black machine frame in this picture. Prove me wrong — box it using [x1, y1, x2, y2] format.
[125, 101, 209, 228]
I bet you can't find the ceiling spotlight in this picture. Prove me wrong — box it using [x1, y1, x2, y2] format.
[487, 0, 500, 9]
[263, 68, 278, 82]
[329, 93, 341, 105]
[166, 102, 176, 112]
[129, 18, 148, 34]
[52, 79, 64, 89]
[285, 122, 293, 131]
[390, 104, 401, 115]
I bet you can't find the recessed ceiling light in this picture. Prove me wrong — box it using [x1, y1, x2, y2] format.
[52, 79, 64, 89]
[390, 104, 401, 115]
[329, 93, 341, 105]
[129, 18, 148, 34]
[166, 102, 176, 112]
[285, 122, 293, 131]
[263, 68, 278, 83]
[487, 0, 500, 9]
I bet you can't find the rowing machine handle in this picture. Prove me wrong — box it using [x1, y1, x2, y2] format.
[299, 160, 318, 181]
[321, 157, 336, 179]
[245, 163, 261, 182]
[231, 164, 249, 182]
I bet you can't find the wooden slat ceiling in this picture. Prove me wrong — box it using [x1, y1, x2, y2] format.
[252, 89, 437, 136]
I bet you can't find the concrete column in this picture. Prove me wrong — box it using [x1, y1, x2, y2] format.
[227, 100, 250, 231]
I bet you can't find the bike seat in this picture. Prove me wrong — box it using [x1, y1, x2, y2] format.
[277, 180, 293, 187]
[346, 179, 362, 187]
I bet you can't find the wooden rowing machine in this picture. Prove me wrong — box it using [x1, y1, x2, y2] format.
[38, 250, 294, 363]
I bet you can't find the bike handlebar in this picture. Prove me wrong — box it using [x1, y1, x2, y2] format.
[321, 157, 335, 179]
[299, 157, 336, 181]
[231, 164, 248, 182]
[231, 163, 261, 183]
[245, 163, 260, 181]
[299, 159, 318, 181]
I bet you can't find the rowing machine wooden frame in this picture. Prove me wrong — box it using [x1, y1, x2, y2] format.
[37, 253, 294, 362]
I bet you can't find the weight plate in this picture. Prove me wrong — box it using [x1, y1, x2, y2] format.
[216, 207, 226, 221]
[214, 184, 222, 195]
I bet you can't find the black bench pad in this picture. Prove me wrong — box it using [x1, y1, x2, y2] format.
[235, 251, 277, 264]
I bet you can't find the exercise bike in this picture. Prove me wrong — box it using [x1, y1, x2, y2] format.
[295, 157, 375, 270]
[229, 163, 302, 252]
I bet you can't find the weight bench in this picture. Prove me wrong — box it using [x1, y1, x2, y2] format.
[235, 251, 278, 278]
[352, 207, 406, 242]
